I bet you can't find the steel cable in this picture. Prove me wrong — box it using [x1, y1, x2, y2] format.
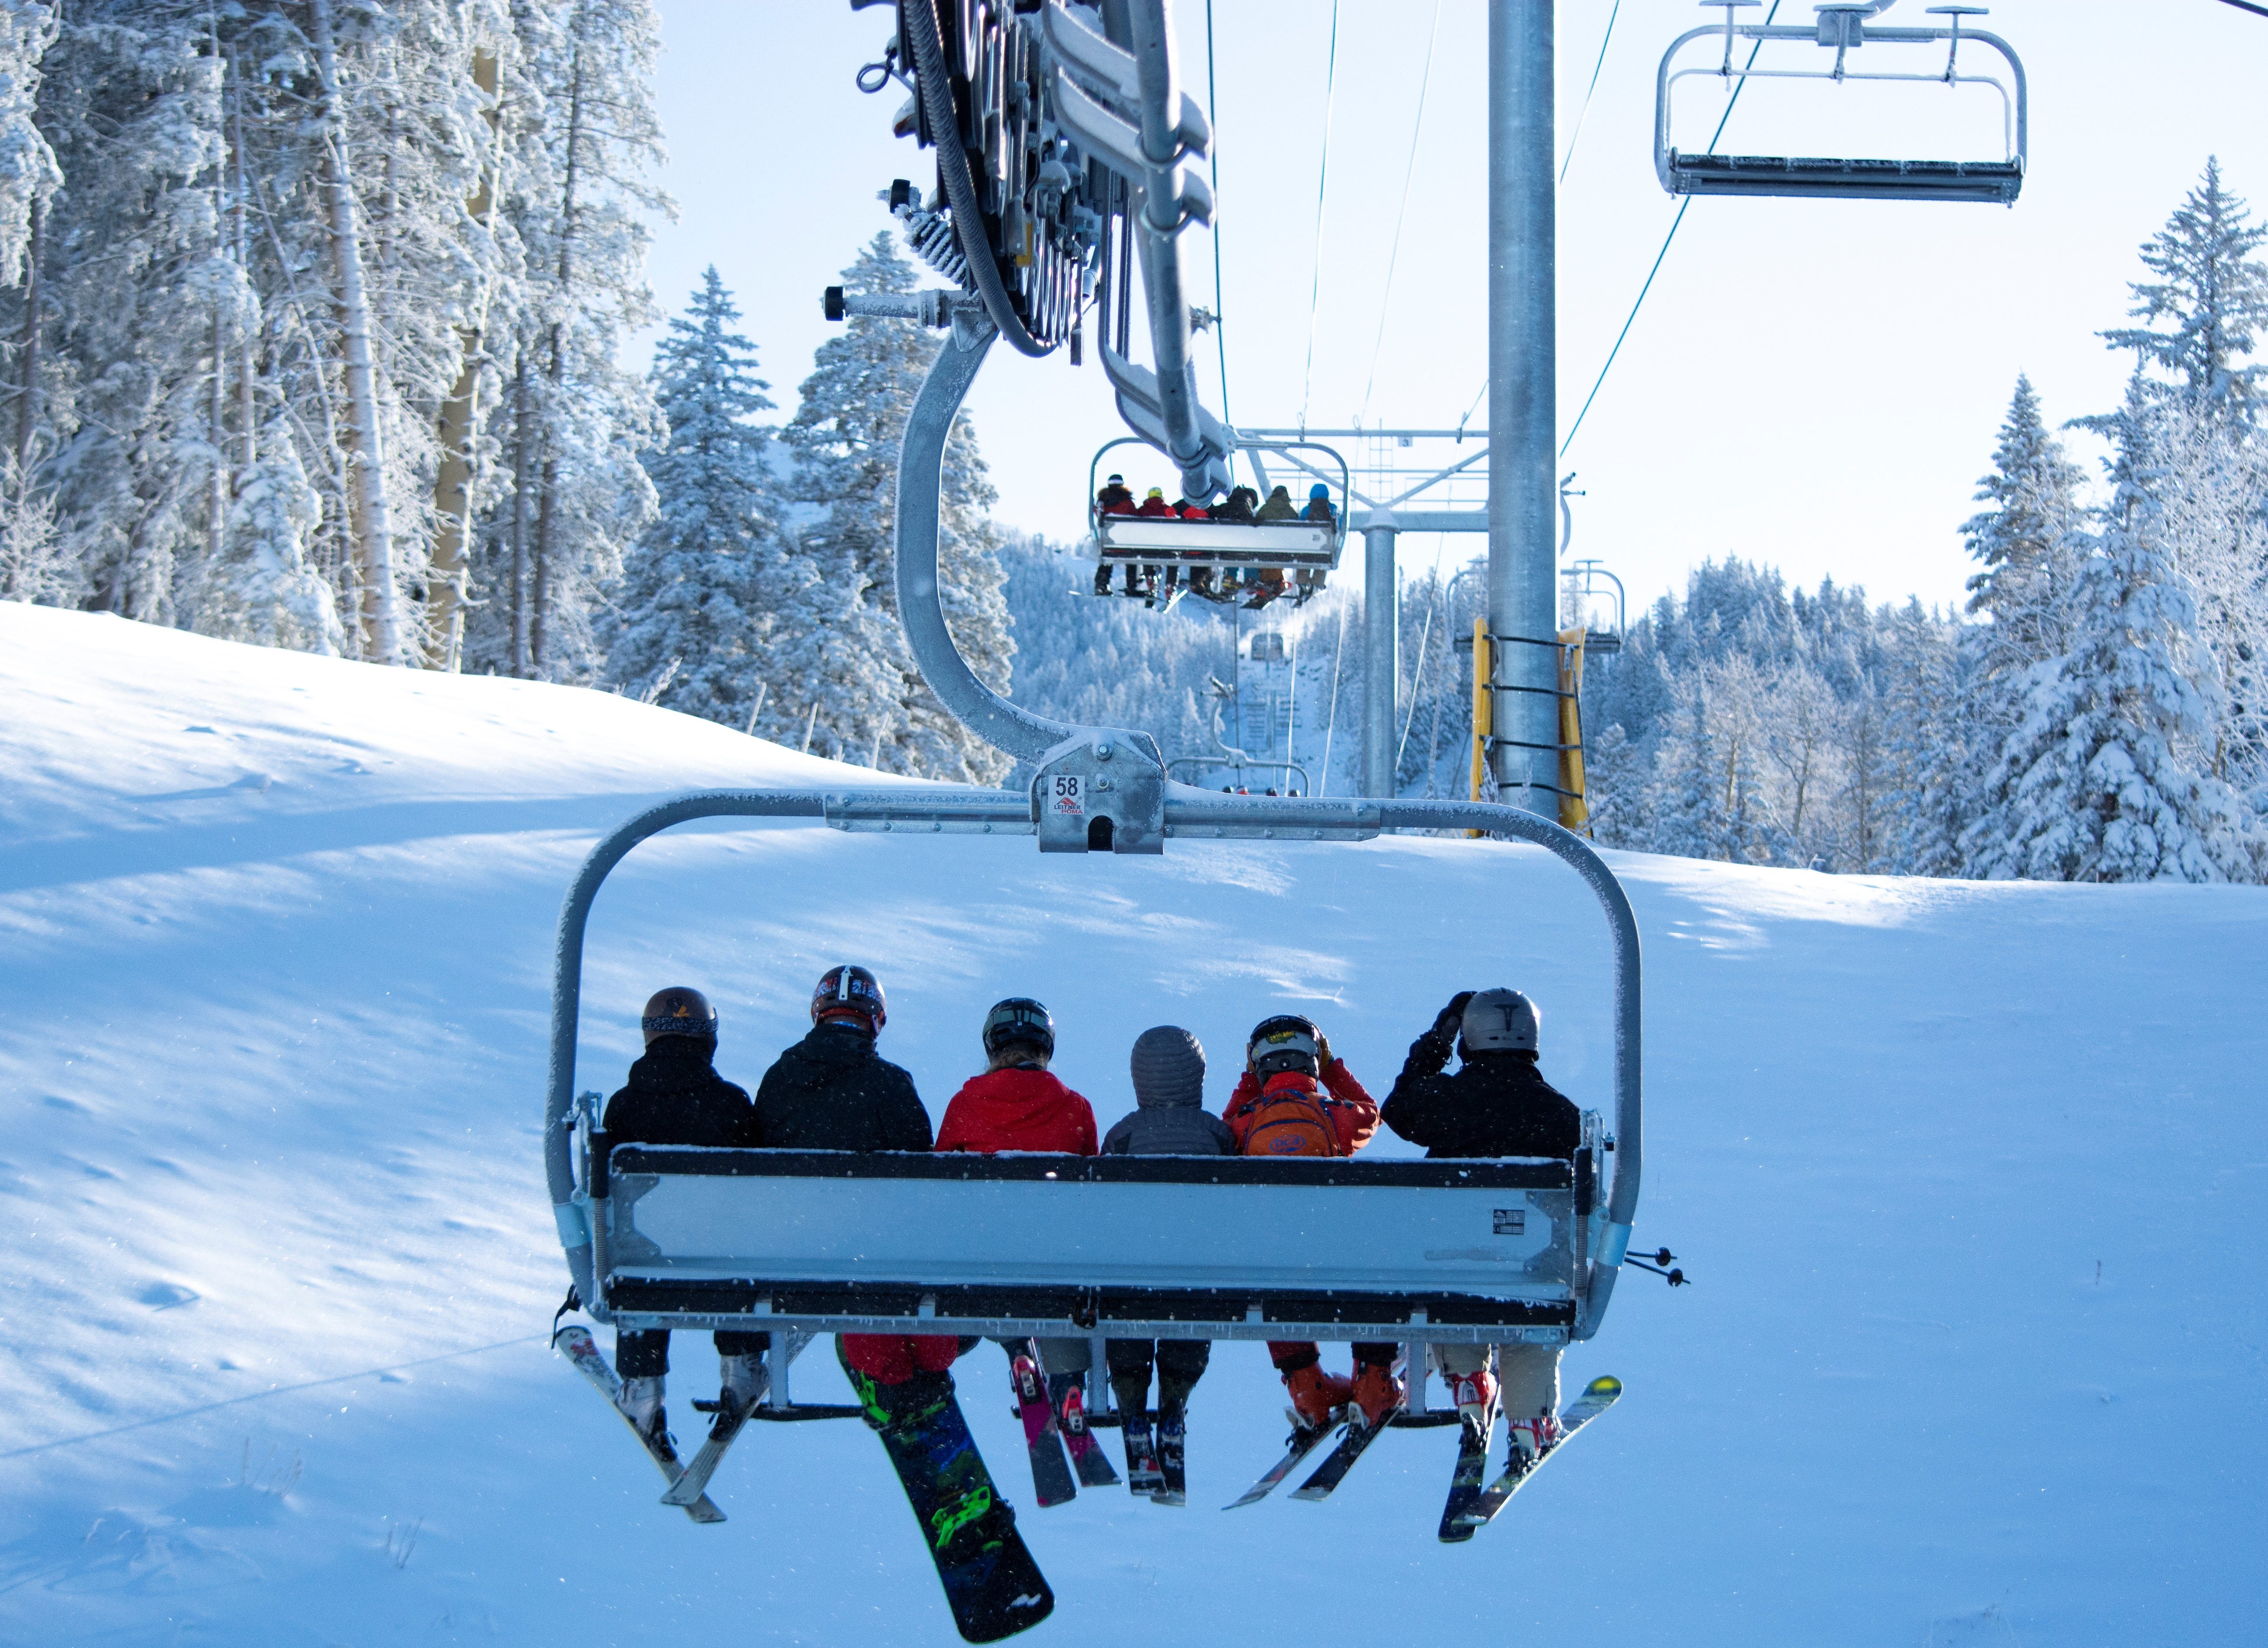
[1298, 0, 1341, 431]
[1358, 0, 1443, 426]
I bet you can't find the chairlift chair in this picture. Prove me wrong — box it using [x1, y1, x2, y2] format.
[1563, 560, 1627, 658]
[543, 291, 1648, 1398]
[1655, 3, 2028, 205]
[1088, 437, 1349, 609]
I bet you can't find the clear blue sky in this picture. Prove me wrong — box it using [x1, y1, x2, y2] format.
[640, 0, 2267, 616]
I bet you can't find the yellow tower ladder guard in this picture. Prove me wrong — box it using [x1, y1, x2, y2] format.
[1467, 620, 1590, 837]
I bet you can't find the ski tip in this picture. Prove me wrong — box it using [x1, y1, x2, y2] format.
[1585, 1375, 1623, 1400]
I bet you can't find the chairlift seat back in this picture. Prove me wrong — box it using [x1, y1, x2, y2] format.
[584, 1142, 1610, 1345]
[1096, 514, 1340, 570]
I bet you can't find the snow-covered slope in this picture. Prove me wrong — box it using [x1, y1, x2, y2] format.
[1, 603, 2259, 1647]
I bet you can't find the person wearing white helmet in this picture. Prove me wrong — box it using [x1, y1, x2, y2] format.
[1382, 988, 1582, 1468]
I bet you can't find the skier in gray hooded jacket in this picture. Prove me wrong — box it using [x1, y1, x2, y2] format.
[1100, 1025, 1232, 1499]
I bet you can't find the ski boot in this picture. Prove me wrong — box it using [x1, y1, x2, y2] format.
[1505, 1411, 1563, 1464]
[1282, 1362, 1353, 1429]
[719, 1352, 767, 1412]
[1447, 1368, 1497, 1438]
[616, 1374, 671, 1451]
[1350, 1361, 1404, 1429]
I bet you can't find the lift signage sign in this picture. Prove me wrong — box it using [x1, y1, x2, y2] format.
[1049, 774, 1085, 817]
[1493, 1208, 1526, 1236]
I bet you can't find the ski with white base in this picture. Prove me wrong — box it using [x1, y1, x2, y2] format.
[1453, 1375, 1622, 1532]
[553, 1325, 725, 1524]
[660, 1375, 767, 1507]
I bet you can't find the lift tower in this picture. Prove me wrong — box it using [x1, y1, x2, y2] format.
[1490, 1, 1558, 815]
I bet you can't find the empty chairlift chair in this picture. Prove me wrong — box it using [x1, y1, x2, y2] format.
[1655, 3, 2028, 206]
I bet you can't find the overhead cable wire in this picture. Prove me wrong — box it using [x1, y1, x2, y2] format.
[1558, 0, 1783, 459]
[1298, 0, 1341, 432]
[1558, 0, 1621, 186]
[2215, 0, 2268, 19]
[1205, 0, 1235, 464]
[1358, 0, 1443, 426]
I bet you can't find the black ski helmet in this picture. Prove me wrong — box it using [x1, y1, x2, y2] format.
[811, 964, 886, 1031]
[641, 986, 717, 1046]
[982, 997, 1055, 1060]
[1247, 1013, 1322, 1079]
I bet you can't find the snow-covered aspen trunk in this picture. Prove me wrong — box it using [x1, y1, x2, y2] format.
[427, 49, 500, 674]
[307, 0, 404, 665]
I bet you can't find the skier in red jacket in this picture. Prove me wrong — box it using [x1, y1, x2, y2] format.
[1223, 1014, 1402, 1430]
[936, 999, 1104, 1449]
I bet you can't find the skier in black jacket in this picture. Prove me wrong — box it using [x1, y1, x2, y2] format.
[750, 964, 932, 1152]
[1382, 988, 1581, 1465]
[602, 986, 767, 1444]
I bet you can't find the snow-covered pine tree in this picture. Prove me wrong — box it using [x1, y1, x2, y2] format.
[778, 231, 1012, 782]
[1962, 375, 2087, 679]
[2100, 157, 2268, 428]
[603, 266, 778, 727]
[1963, 375, 2263, 883]
[2080, 160, 2268, 820]
[0, 0, 56, 289]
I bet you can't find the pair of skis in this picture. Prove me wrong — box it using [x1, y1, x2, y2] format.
[554, 1324, 733, 1523]
[1440, 1375, 1621, 1537]
[1009, 1344, 1119, 1507]
[553, 1324, 813, 1519]
[1223, 1401, 1390, 1509]
[1224, 1373, 1623, 1527]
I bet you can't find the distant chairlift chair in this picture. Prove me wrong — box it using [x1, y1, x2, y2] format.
[1655, 3, 2028, 205]
[1089, 436, 1349, 609]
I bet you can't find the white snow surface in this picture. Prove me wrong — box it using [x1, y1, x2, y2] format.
[1, 602, 2260, 1647]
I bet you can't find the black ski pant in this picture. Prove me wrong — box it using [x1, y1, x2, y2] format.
[1106, 1337, 1211, 1416]
[616, 1327, 769, 1379]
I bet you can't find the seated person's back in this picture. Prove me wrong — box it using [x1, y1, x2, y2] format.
[752, 966, 932, 1151]
[1382, 989, 1579, 1159]
[604, 986, 755, 1147]
[1103, 1025, 1235, 1155]
[1255, 485, 1298, 521]
[937, 997, 1097, 1154]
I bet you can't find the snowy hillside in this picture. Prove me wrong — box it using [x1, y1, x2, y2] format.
[1, 603, 2260, 1648]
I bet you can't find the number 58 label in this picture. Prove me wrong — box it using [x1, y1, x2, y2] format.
[1051, 773, 1085, 816]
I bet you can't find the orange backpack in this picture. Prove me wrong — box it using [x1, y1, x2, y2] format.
[1231, 1082, 1342, 1158]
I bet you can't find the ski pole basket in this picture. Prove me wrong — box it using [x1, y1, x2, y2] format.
[1654, 3, 2028, 205]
